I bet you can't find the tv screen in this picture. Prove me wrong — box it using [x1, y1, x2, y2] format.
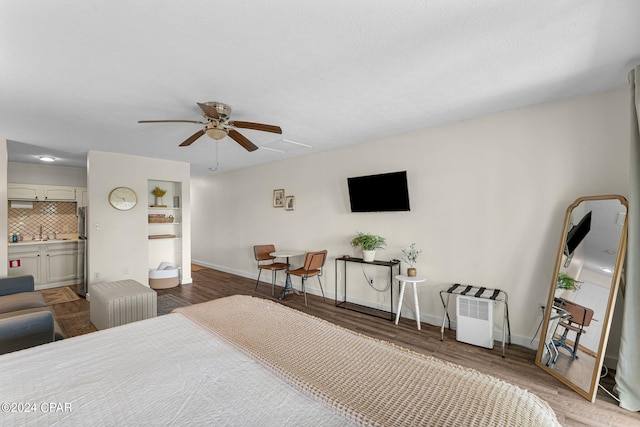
[565, 211, 592, 256]
[347, 171, 410, 212]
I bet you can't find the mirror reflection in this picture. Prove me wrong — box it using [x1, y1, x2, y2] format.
[536, 195, 628, 401]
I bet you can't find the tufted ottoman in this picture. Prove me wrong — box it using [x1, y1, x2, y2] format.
[90, 280, 157, 330]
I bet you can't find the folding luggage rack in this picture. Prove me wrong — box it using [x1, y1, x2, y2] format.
[439, 283, 511, 357]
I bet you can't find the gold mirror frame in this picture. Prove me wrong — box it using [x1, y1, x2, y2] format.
[535, 195, 628, 401]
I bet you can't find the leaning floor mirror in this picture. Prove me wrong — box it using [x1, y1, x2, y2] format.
[536, 195, 628, 401]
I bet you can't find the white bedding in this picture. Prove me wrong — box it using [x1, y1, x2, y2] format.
[0, 313, 355, 426]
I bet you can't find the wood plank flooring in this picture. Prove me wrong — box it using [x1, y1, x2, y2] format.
[49, 267, 639, 427]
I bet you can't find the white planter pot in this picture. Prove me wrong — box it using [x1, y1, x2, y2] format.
[362, 250, 376, 262]
[555, 287, 566, 299]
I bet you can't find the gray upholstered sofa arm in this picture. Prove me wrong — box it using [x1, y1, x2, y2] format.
[0, 275, 35, 297]
[0, 311, 55, 355]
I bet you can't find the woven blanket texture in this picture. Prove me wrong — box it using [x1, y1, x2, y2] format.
[176, 295, 561, 427]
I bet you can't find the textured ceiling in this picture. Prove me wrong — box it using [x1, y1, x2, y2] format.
[1, 1, 639, 176]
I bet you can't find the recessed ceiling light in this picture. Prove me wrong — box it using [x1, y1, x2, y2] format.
[601, 267, 613, 273]
[39, 156, 55, 162]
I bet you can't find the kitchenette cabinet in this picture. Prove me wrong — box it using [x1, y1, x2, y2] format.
[8, 183, 77, 201]
[8, 241, 80, 290]
[44, 243, 79, 285]
[7, 245, 42, 285]
[76, 187, 88, 207]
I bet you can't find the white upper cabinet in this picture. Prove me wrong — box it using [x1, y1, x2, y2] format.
[7, 183, 40, 200]
[42, 185, 76, 201]
[8, 183, 77, 201]
[76, 187, 88, 207]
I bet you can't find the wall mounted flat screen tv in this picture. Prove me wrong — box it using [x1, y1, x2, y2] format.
[564, 210, 592, 256]
[347, 171, 410, 212]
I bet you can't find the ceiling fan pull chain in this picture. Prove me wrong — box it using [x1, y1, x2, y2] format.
[209, 140, 220, 172]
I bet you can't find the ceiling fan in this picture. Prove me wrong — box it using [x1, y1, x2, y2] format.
[138, 102, 282, 152]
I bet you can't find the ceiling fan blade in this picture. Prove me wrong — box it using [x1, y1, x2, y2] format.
[179, 129, 206, 147]
[138, 119, 205, 124]
[228, 129, 259, 152]
[197, 102, 220, 120]
[229, 121, 282, 134]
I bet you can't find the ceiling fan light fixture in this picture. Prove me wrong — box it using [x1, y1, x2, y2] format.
[139, 101, 276, 152]
[205, 128, 227, 140]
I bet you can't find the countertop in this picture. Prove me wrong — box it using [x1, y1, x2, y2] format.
[8, 237, 80, 246]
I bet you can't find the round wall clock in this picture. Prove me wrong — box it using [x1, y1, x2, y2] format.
[109, 187, 138, 210]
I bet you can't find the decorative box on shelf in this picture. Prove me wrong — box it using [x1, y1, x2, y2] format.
[148, 214, 174, 223]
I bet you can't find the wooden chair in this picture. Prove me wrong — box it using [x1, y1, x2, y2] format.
[285, 250, 327, 306]
[253, 245, 287, 297]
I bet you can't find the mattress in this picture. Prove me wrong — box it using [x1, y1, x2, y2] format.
[0, 313, 354, 426]
[0, 295, 561, 426]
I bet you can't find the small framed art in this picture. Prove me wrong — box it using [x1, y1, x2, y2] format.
[273, 189, 285, 207]
[285, 195, 295, 211]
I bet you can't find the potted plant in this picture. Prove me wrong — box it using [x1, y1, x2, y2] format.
[401, 243, 422, 277]
[151, 187, 167, 206]
[350, 232, 386, 262]
[557, 273, 581, 291]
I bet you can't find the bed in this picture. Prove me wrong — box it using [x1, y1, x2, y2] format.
[0, 295, 560, 426]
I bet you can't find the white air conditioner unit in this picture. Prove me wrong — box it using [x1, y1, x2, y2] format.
[456, 295, 494, 349]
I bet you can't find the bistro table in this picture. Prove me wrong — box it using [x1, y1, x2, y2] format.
[270, 250, 305, 300]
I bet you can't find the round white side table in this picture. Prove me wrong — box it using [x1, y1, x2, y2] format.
[394, 274, 427, 330]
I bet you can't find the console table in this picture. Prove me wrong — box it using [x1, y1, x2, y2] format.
[335, 257, 400, 321]
[439, 283, 511, 357]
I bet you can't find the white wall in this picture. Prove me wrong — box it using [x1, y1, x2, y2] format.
[7, 162, 87, 186]
[87, 151, 191, 288]
[0, 140, 7, 276]
[191, 87, 630, 348]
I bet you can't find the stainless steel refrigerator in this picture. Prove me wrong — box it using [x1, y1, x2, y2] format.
[77, 207, 88, 297]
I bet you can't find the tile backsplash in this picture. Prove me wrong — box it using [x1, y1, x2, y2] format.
[8, 201, 77, 240]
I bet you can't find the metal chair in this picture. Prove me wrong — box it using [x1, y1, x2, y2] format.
[553, 297, 594, 359]
[253, 245, 287, 297]
[285, 250, 327, 306]
[543, 305, 572, 366]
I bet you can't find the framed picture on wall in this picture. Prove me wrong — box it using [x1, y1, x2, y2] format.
[273, 189, 285, 207]
[285, 195, 295, 211]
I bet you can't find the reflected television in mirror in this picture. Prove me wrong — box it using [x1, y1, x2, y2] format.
[536, 195, 628, 402]
[565, 210, 592, 256]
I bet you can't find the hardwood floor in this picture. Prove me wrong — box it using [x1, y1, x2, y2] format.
[50, 267, 639, 427]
